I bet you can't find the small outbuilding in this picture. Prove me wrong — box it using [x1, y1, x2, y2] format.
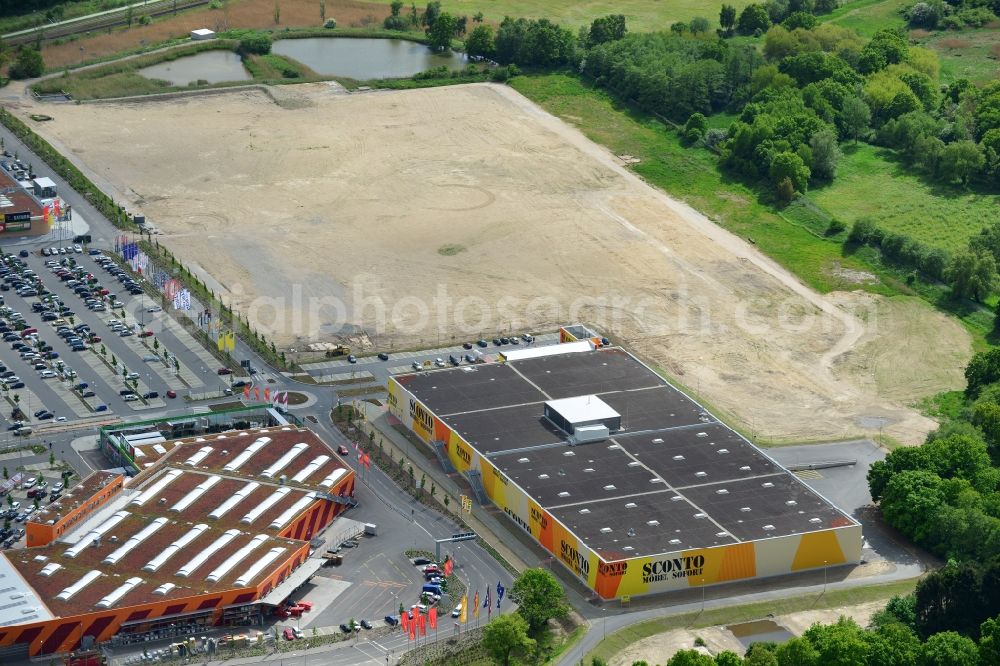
[190, 28, 215, 41]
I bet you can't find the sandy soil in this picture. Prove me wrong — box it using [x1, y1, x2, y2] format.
[10, 82, 970, 442]
[611, 599, 887, 666]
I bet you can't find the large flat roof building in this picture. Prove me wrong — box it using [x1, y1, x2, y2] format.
[388, 338, 861, 600]
[0, 426, 354, 660]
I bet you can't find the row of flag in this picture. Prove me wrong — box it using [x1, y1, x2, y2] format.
[242, 386, 290, 408]
[350, 439, 372, 470]
[42, 199, 61, 225]
[402, 580, 506, 640]
[172, 288, 192, 311]
[216, 330, 236, 353]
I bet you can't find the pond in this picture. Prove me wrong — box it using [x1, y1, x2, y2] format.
[272, 37, 467, 79]
[138, 50, 250, 86]
[726, 620, 795, 650]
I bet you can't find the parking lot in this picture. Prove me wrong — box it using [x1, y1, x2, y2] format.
[300, 332, 561, 385]
[0, 460, 70, 549]
[0, 245, 240, 443]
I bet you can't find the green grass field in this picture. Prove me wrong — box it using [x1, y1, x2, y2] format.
[809, 143, 1000, 253]
[920, 27, 1000, 84]
[510, 74, 894, 296]
[822, 0, 909, 36]
[371, 0, 749, 31]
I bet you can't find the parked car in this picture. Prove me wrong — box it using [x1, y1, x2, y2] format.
[337, 445, 350, 456]
[94, 404, 108, 412]
[282, 628, 296, 641]
[166, 390, 177, 399]
[384, 615, 399, 627]
[217, 367, 232, 375]
[359, 619, 372, 630]
[377, 352, 389, 361]
[142, 391, 159, 399]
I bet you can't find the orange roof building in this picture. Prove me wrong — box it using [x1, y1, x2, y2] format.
[0, 425, 355, 659]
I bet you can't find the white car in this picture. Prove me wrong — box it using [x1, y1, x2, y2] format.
[122, 394, 138, 402]
[73, 245, 83, 253]
[146, 306, 162, 313]
[126, 372, 140, 380]
[39, 370, 56, 378]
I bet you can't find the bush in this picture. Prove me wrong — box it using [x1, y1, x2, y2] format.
[383, 15, 409, 30]
[138, 14, 152, 26]
[957, 7, 996, 26]
[238, 32, 272, 55]
[490, 64, 520, 82]
[413, 65, 450, 80]
[9, 47, 44, 79]
[324, 18, 337, 28]
[826, 219, 847, 236]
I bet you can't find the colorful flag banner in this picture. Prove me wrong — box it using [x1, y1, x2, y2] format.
[418, 611, 426, 636]
[253, 387, 260, 401]
[444, 558, 454, 577]
[485, 586, 492, 618]
[473, 590, 480, 619]
[243, 386, 250, 399]
[428, 607, 437, 630]
[408, 618, 416, 641]
[497, 581, 505, 610]
[459, 595, 468, 623]
[401, 611, 409, 632]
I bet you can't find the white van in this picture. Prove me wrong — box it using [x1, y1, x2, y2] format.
[451, 603, 462, 618]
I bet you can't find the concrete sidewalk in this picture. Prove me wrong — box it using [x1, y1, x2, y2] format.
[354, 402, 536, 575]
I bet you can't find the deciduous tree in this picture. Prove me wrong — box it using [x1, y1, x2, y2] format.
[509, 568, 568, 630]
[482, 613, 534, 666]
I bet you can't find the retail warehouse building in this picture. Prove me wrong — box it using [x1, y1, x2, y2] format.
[388, 328, 861, 600]
[0, 425, 355, 659]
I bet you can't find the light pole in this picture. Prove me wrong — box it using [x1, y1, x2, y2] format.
[602, 608, 606, 640]
[823, 560, 828, 595]
[701, 578, 705, 614]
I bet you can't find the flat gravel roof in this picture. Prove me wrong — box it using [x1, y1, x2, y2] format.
[395, 348, 856, 558]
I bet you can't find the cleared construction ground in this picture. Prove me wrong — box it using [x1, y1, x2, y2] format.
[11, 82, 970, 443]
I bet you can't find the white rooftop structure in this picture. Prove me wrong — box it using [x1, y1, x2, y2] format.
[190, 28, 215, 40]
[501, 340, 593, 362]
[32, 177, 56, 189]
[0, 552, 54, 625]
[545, 395, 619, 425]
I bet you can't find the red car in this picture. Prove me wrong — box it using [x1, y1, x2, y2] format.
[138, 330, 153, 338]
[282, 627, 295, 641]
[217, 367, 232, 375]
[166, 390, 177, 399]
[89, 335, 101, 343]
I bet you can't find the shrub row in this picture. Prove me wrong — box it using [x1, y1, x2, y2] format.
[847, 217, 949, 280]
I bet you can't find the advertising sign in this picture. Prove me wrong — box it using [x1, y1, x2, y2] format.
[4, 211, 30, 223]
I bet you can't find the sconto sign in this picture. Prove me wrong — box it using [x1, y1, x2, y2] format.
[409, 398, 433, 433]
[642, 555, 706, 583]
[560, 540, 589, 577]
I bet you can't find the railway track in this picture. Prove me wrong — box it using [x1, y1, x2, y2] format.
[3, 0, 210, 46]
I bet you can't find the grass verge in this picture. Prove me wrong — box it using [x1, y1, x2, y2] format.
[586, 577, 920, 665]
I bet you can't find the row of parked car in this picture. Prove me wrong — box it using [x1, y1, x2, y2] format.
[93, 253, 146, 296]
[40, 244, 87, 257]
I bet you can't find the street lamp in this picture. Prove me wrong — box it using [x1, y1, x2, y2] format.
[823, 560, 828, 595]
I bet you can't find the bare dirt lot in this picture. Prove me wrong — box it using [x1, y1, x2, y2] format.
[12, 82, 970, 443]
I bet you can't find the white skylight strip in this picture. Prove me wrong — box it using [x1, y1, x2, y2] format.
[171, 475, 222, 513]
[55, 570, 102, 601]
[143, 524, 209, 573]
[176, 528, 240, 578]
[129, 469, 183, 507]
[184, 446, 214, 467]
[96, 577, 143, 609]
[234, 547, 287, 587]
[209, 481, 260, 520]
[205, 534, 268, 583]
[268, 493, 317, 530]
[39, 563, 62, 577]
[65, 511, 130, 558]
[223, 437, 272, 472]
[318, 468, 347, 489]
[291, 455, 331, 483]
[260, 442, 310, 479]
[240, 487, 291, 525]
[102, 517, 169, 565]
